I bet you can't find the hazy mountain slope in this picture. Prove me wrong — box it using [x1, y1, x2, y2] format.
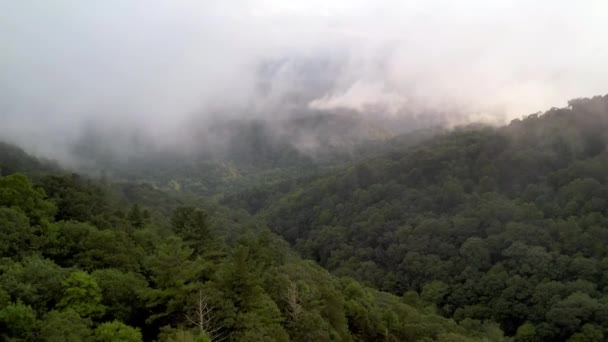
[0, 144, 503, 341]
[66, 112, 439, 198]
[0, 142, 60, 177]
[249, 95, 608, 340]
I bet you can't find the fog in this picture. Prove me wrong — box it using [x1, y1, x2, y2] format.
[2, 0, 608, 162]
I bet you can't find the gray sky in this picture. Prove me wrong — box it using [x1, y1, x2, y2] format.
[1, 0, 608, 158]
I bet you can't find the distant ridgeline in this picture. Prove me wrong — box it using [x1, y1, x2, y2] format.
[0, 147, 500, 338]
[3, 95, 608, 341]
[0, 142, 60, 177]
[238, 95, 608, 341]
[66, 113, 441, 197]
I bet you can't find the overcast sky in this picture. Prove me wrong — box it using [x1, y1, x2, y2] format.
[1, 0, 608, 157]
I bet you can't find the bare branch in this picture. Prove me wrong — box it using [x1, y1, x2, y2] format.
[184, 289, 229, 342]
[285, 278, 303, 322]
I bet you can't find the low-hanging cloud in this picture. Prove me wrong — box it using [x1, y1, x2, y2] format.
[1, 0, 608, 161]
[310, 81, 407, 116]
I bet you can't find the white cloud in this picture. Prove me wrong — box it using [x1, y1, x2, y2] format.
[310, 81, 407, 116]
[1, 0, 608, 157]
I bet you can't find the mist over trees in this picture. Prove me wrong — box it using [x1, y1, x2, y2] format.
[3, 2, 608, 341]
[230, 95, 608, 341]
[2, 94, 608, 341]
[3, 1, 608, 164]
[0, 155, 501, 341]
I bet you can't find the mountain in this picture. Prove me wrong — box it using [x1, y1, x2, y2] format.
[3, 94, 608, 341]
[232, 95, 608, 340]
[0, 142, 60, 177]
[0, 142, 502, 341]
[68, 112, 439, 197]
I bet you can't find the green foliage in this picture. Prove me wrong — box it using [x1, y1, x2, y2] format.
[127, 204, 147, 229]
[22, 98, 608, 342]
[44, 221, 143, 271]
[0, 256, 69, 314]
[421, 280, 450, 305]
[40, 174, 110, 227]
[8, 95, 608, 341]
[58, 271, 106, 318]
[568, 324, 604, 342]
[0, 302, 37, 340]
[142, 237, 206, 324]
[515, 322, 537, 342]
[0, 142, 59, 177]
[171, 206, 213, 253]
[239, 95, 608, 340]
[0, 207, 35, 258]
[94, 321, 142, 342]
[158, 328, 211, 342]
[39, 309, 93, 342]
[0, 173, 56, 224]
[91, 269, 148, 322]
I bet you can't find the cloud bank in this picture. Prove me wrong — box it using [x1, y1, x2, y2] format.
[1, 0, 608, 159]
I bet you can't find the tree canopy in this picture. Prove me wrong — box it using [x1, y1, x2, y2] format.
[4, 95, 608, 341]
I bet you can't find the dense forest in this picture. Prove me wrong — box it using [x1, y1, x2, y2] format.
[69, 113, 439, 197]
[2, 95, 608, 341]
[0, 146, 500, 340]
[226, 95, 608, 341]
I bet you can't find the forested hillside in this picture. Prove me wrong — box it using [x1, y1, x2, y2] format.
[234, 95, 608, 341]
[4, 95, 608, 341]
[0, 146, 501, 341]
[4, 0, 608, 341]
[69, 114, 440, 198]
